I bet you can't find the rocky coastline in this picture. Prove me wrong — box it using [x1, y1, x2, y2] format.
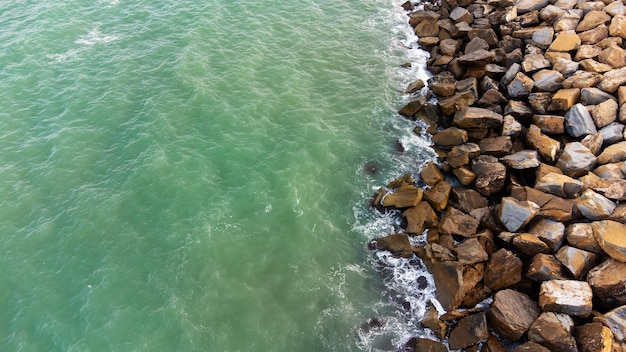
[369, 0, 626, 350]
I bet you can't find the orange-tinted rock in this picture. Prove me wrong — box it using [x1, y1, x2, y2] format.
[539, 279, 593, 317]
[592, 220, 626, 262]
[527, 253, 570, 282]
[574, 322, 614, 352]
[484, 248, 523, 291]
[424, 180, 452, 212]
[587, 258, 626, 310]
[403, 201, 439, 235]
[487, 289, 539, 340]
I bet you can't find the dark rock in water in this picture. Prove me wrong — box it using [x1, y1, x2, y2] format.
[394, 139, 405, 154]
[416, 275, 428, 290]
[363, 161, 380, 175]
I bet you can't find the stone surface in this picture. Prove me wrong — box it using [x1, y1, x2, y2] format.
[587, 258, 626, 309]
[600, 305, 626, 341]
[458, 49, 495, 66]
[522, 54, 551, 73]
[438, 90, 477, 116]
[512, 233, 551, 256]
[453, 107, 503, 129]
[403, 201, 439, 235]
[500, 150, 541, 169]
[549, 30, 581, 51]
[473, 155, 507, 196]
[599, 67, 626, 93]
[374, 233, 413, 258]
[452, 167, 476, 186]
[553, 57, 580, 77]
[447, 143, 481, 168]
[413, 338, 448, 352]
[405, 78, 425, 94]
[502, 114, 523, 137]
[562, 71, 602, 89]
[479, 136, 513, 157]
[439, 207, 480, 237]
[432, 127, 468, 147]
[527, 125, 561, 163]
[592, 220, 626, 262]
[487, 289, 539, 341]
[555, 245, 600, 279]
[598, 45, 626, 69]
[574, 322, 614, 352]
[530, 218, 566, 252]
[539, 279, 593, 317]
[579, 24, 609, 45]
[582, 132, 604, 157]
[533, 115, 564, 134]
[484, 248, 523, 291]
[448, 312, 489, 350]
[591, 99, 619, 128]
[535, 172, 583, 199]
[579, 58, 613, 73]
[507, 72, 535, 98]
[453, 187, 489, 214]
[532, 69, 564, 92]
[581, 87, 617, 105]
[597, 141, 626, 164]
[423, 180, 452, 212]
[455, 238, 489, 264]
[577, 189, 616, 220]
[383, 183, 423, 208]
[600, 122, 624, 145]
[432, 261, 465, 312]
[564, 103, 598, 137]
[550, 88, 581, 111]
[589, 178, 626, 201]
[528, 312, 577, 352]
[498, 197, 540, 232]
[527, 253, 570, 282]
[575, 45, 603, 61]
[421, 162, 443, 186]
[565, 223, 603, 253]
[512, 341, 551, 352]
[556, 142, 597, 177]
[576, 10, 611, 32]
[609, 14, 626, 39]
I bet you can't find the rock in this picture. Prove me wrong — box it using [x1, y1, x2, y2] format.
[574, 322, 614, 352]
[522, 54, 551, 73]
[453, 187, 489, 214]
[589, 178, 626, 200]
[453, 167, 476, 186]
[479, 136, 513, 157]
[575, 45, 603, 61]
[581, 87, 617, 105]
[432, 261, 465, 311]
[577, 189, 616, 220]
[528, 312, 577, 352]
[484, 248, 523, 291]
[527, 253, 570, 282]
[533, 115, 565, 134]
[473, 155, 507, 196]
[424, 180, 452, 212]
[580, 58, 614, 73]
[413, 338, 448, 352]
[581, 132, 604, 156]
[579, 24, 609, 45]
[421, 162, 443, 186]
[562, 71, 602, 89]
[532, 69, 564, 92]
[414, 18, 440, 37]
[535, 172, 583, 199]
[598, 67, 626, 93]
[539, 279, 593, 317]
[422, 303, 448, 340]
[555, 245, 600, 279]
[564, 103, 598, 138]
[513, 186, 574, 222]
[501, 62, 522, 87]
[609, 203, 626, 223]
[516, 0, 549, 13]
[592, 162, 626, 179]
[453, 107, 503, 129]
[450, 6, 473, 24]
[469, 28, 499, 47]
[487, 289, 539, 340]
[576, 10, 611, 32]
[439, 207, 480, 237]
[529, 92, 553, 114]
[465, 37, 489, 55]
[456, 238, 489, 265]
[382, 184, 423, 208]
[429, 72, 456, 97]
[527, 125, 561, 163]
[502, 114, 523, 137]
[565, 223, 604, 253]
[597, 141, 626, 164]
[555, 10, 582, 32]
[399, 99, 426, 117]
[447, 143, 481, 168]
[532, 27, 556, 49]
[598, 45, 626, 69]
[605, 1, 626, 17]
[553, 57, 580, 77]
[405, 79, 425, 94]
[448, 312, 489, 350]
[592, 220, 626, 262]
[591, 99, 618, 128]
[432, 127, 468, 148]
[619, 86, 626, 106]
[530, 218, 566, 252]
[549, 88, 580, 111]
[374, 233, 413, 258]
[513, 341, 552, 352]
[501, 150, 541, 169]
[507, 72, 535, 98]
[549, 30, 581, 51]
[556, 142, 597, 177]
[513, 233, 551, 256]
[599, 305, 626, 341]
[505, 100, 533, 122]
[403, 201, 439, 235]
[587, 258, 626, 309]
[478, 89, 508, 108]
[438, 90, 477, 116]
[600, 122, 624, 145]
[416, 243, 456, 264]
[498, 197, 540, 232]
[439, 39, 462, 57]
[458, 49, 495, 66]
[609, 14, 626, 39]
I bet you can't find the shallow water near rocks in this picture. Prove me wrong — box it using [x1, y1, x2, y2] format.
[0, 1, 435, 350]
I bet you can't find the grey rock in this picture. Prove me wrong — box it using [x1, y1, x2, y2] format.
[576, 189, 616, 220]
[580, 87, 618, 105]
[501, 150, 541, 169]
[564, 103, 598, 137]
[530, 218, 566, 251]
[535, 172, 583, 199]
[498, 197, 540, 232]
[600, 122, 625, 145]
[532, 69, 564, 92]
[556, 142, 597, 177]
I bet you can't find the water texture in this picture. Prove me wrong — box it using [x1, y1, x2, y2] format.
[0, 1, 433, 351]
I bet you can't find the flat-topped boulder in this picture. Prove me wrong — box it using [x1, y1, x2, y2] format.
[487, 289, 539, 340]
[448, 312, 489, 350]
[535, 172, 583, 199]
[453, 107, 504, 129]
[439, 206, 480, 237]
[556, 142, 597, 177]
[576, 189, 616, 220]
[592, 220, 626, 262]
[587, 258, 626, 309]
[498, 197, 540, 232]
[564, 103, 598, 137]
[372, 233, 413, 258]
[527, 253, 571, 282]
[528, 312, 577, 352]
[539, 279, 593, 317]
[484, 248, 523, 291]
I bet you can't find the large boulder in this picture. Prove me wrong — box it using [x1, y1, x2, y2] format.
[373, 233, 413, 258]
[431, 127, 468, 147]
[484, 248, 523, 291]
[527, 253, 570, 282]
[423, 180, 452, 212]
[439, 207, 480, 237]
[448, 312, 489, 350]
[487, 289, 539, 340]
[565, 223, 603, 254]
[564, 103, 598, 138]
[539, 279, 593, 317]
[599, 305, 626, 341]
[576, 189, 616, 221]
[432, 261, 465, 312]
[535, 172, 583, 199]
[498, 197, 540, 232]
[555, 245, 600, 279]
[591, 220, 626, 262]
[473, 155, 507, 196]
[528, 312, 577, 352]
[501, 150, 541, 169]
[530, 218, 566, 252]
[382, 184, 423, 208]
[556, 142, 597, 177]
[597, 141, 626, 164]
[587, 258, 626, 309]
[453, 107, 504, 129]
[403, 201, 439, 235]
[574, 322, 614, 352]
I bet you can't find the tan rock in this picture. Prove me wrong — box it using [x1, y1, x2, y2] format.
[599, 305, 626, 341]
[592, 99, 619, 128]
[598, 45, 626, 69]
[414, 18, 440, 37]
[382, 183, 423, 208]
[439, 207, 480, 237]
[513, 233, 551, 256]
[587, 258, 626, 309]
[533, 115, 565, 134]
[424, 180, 452, 212]
[403, 201, 439, 235]
[374, 233, 413, 257]
[597, 140, 626, 164]
[432, 127, 468, 148]
[549, 88, 580, 111]
[455, 238, 488, 264]
[592, 220, 626, 262]
[549, 30, 581, 51]
[484, 248, 523, 291]
[532, 69, 564, 92]
[574, 44, 603, 61]
[522, 53, 551, 72]
[580, 58, 614, 73]
[539, 279, 593, 317]
[447, 143, 481, 168]
[589, 178, 626, 200]
[487, 289, 539, 340]
[528, 312, 577, 352]
[479, 136, 513, 157]
[432, 261, 465, 311]
[576, 10, 611, 32]
[438, 90, 477, 116]
[457, 49, 495, 66]
[422, 303, 448, 340]
[554, 10, 582, 32]
[574, 322, 614, 352]
[530, 218, 566, 251]
[581, 132, 604, 156]
[500, 150, 541, 169]
[502, 114, 523, 137]
[598, 66, 626, 93]
[452, 167, 476, 186]
[448, 312, 489, 350]
[577, 189, 617, 220]
[527, 124, 561, 163]
[439, 38, 462, 56]
[579, 24, 609, 45]
[562, 70, 602, 89]
[555, 245, 600, 279]
[619, 85, 626, 106]
[527, 253, 570, 282]
[565, 223, 604, 253]
[535, 172, 583, 199]
[609, 14, 626, 39]
[413, 338, 448, 352]
[453, 107, 503, 129]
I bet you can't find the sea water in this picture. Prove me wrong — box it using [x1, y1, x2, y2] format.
[0, 1, 436, 351]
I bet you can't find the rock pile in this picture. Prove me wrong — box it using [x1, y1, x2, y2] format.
[370, 0, 626, 350]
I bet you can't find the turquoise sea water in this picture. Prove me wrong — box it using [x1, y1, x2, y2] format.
[0, 1, 435, 351]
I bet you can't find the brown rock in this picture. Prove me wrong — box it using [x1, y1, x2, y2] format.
[598, 45, 626, 69]
[522, 54, 551, 73]
[438, 90, 477, 116]
[473, 155, 507, 196]
[374, 233, 413, 257]
[565, 223, 603, 253]
[405, 78, 425, 94]
[382, 183, 423, 208]
[478, 89, 507, 108]
[449, 313, 489, 350]
[574, 322, 614, 352]
[432, 127, 468, 148]
[587, 258, 626, 309]
[479, 136, 513, 157]
[609, 14, 626, 39]
[484, 248, 523, 291]
[610, 203, 626, 223]
[416, 243, 456, 264]
[597, 141, 626, 164]
[403, 201, 439, 235]
[528, 312, 577, 352]
[453, 187, 489, 214]
[554, 10, 582, 33]
[577, 189, 617, 220]
[549, 88, 581, 111]
[592, 162, 626, 179]
[513, 342, 551, 352]
[539, 279, 593, 317]
[556, 142, 597, 177]
[513, 233, 551, 256]
[424, 180, 452, 212]
[589, 178, 626, 201]
[598, 67, 626, 93]
[555, 245, 600, 279]
[458, 49, 495, 66]
[591, 99, 618, 128]
[576, 10, 611, 32]
[453, 107, 503, 129]
[562, 71, 602, 89]
[487, 289, 539, 340]
[529, 92, 553, 114]
[580, 58, 614, 73]
[465, 37, 490, 55]
[533, 115, 564, 134]
[422, 303, 448, 340]
[599, 305, 626, 341]
[530, 218, 566, 251]
[527, 125, 561, 163]
[439, 39, 462, 57]
[507, 72, 535, 98]
[579, 24, 609, 45]
[456, 238, 489, 264]
[421, 162, 443, 186]
[414, 18, 440, 37]
[498, 197, 540, 232]
[535, 172, 583, 199]
[439, 207, 480, 237]
[429, 72, 456, 97]
[549, 30, 581, 51]
[447, 143, 481, 168]
[575, 44, 603, 61]
[527, 253, 570, 282]
[592, 220, 626, 262]
[414, 338, 448, 352]
[453, 166, 476, 186]
[432, 261, 465, 311]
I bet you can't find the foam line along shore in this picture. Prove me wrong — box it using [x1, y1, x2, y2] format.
[369, 0, 626, 350]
